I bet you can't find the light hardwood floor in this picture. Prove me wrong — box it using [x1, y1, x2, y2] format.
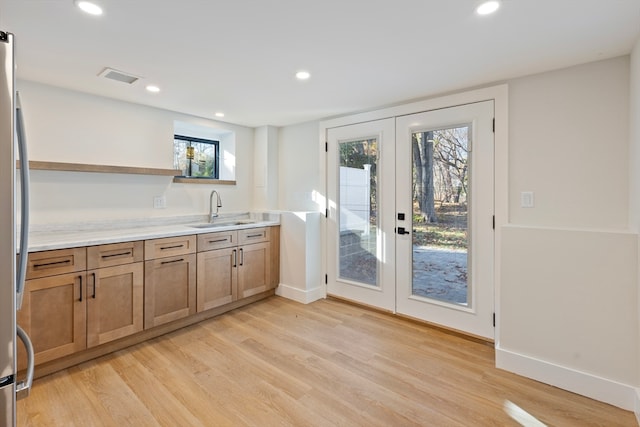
[18, 297, 636, 426]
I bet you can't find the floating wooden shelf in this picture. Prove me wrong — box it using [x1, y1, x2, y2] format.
[172, 177, 236, 185]
[18, 161, 181, 177]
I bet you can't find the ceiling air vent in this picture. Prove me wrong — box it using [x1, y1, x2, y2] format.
[98, 67, 141, 84]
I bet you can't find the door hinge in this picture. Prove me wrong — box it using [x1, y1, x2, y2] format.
[492, 118, 495, 133]
[325, 142, 328, 152]
[325, 208, 328, 218]
[493, 313, 496, 327]
[492, 215, 495, 230]
[325, 274, 328, 284]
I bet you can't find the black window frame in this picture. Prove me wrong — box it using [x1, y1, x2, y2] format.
[174, 134, 220, 179]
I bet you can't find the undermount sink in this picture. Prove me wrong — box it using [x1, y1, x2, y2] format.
[188, 220, 256, 229]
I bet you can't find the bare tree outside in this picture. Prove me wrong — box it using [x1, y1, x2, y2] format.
[413, 126, 469, 249]
[413, 131, 437, 223]
[412, 125, 470, 305]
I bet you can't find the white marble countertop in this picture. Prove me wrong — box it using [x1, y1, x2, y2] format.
[23, 212, 281, 252]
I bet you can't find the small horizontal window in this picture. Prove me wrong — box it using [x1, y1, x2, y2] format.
[174, 134, 220, 179]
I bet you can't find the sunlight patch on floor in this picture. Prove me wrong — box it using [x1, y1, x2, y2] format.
[504, 400, 547, 427]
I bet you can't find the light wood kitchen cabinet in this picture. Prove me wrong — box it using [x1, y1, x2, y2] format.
[197, 227, 276, 312]
[86, 241, 144, 348]
[18, 249, 87, 366]
[196, 230, 237, 312]
[18, 225, 279, 376]
[144, 235, 197, 329]
[237, 240, 271, 299]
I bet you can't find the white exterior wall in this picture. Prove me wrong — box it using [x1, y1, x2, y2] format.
[339, 166, 371, 235]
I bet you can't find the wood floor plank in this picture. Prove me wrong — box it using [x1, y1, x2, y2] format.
[17, 296, 637, 426]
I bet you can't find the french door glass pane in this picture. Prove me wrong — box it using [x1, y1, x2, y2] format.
[338, 138, 379, 287]
[412, 126, 470, 305]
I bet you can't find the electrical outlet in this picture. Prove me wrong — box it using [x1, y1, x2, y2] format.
[153, 196, 166, 209]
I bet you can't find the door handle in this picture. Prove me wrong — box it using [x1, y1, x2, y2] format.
[16, 325, 34, 400]
[397, 227, 410, 235]
[91, 272, 96, 299]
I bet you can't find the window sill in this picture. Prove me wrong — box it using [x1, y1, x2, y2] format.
[172, 177, 236, 185]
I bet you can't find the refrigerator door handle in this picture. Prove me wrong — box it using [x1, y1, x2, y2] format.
[15, 92, 30, 310]
[15, 325, 33, 400]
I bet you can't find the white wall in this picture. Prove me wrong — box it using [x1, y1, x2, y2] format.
[276, 212, 323, 303]
[253, 125, 279, 210]
[630, 37, 640, 418]
[630, 41, 640, 232]
[275, 121, 323, 302]
[501, 57, 637, 409]
[498, 56, 638, 410]
[19, 81, 255, 224]
[278, 121, 322, 212]
[508, 57, 630, 229]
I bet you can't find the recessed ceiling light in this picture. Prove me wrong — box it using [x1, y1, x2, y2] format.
[145, 85, 160, 93]
[476, 1, 500, 15]
[215, 112, 225, 118]
[295, 70, 311, 80]
[75, 1, 103, 16]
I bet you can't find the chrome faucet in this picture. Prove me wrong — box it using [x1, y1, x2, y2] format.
[209, 190, 222, 222]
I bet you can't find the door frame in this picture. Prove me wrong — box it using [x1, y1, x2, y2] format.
[320, 84, 508, 343]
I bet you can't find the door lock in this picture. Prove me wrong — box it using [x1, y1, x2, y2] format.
[397, 227, 410, 235]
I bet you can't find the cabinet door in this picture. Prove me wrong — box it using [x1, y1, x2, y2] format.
[144, 254, 196, 329]
[17, 273, 87, 366]
[196, 247, 237, 312]
[86, 263, 144, 347]
[238, 242, 271, 299]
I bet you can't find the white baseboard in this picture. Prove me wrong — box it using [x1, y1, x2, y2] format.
[496, 347, 635, 411]
[275, 283, 325, 304]
[635, 388, 640, 425]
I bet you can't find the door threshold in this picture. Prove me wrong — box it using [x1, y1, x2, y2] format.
[327, 294, 494, 346]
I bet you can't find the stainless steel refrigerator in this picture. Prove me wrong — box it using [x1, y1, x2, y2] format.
[0, 30, 35, 427]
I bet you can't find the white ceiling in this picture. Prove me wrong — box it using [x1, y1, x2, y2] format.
[2, 0, 639, 127]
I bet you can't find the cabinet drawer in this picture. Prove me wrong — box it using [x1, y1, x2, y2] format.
[26, 248, 87, 280]
[238, 227, 270, 245]
[144, 235, 196, 260]
[197, 230, 237, 252]
[87, 241, 143, 269]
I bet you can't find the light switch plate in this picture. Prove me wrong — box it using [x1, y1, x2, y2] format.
[520, 191, 534, 208]
[153, 196, 166, 209]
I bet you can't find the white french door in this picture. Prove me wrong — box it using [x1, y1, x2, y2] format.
[326, 118, 395, 311]
[395, 101, 494, 339]
[326, 101, 494, 339]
